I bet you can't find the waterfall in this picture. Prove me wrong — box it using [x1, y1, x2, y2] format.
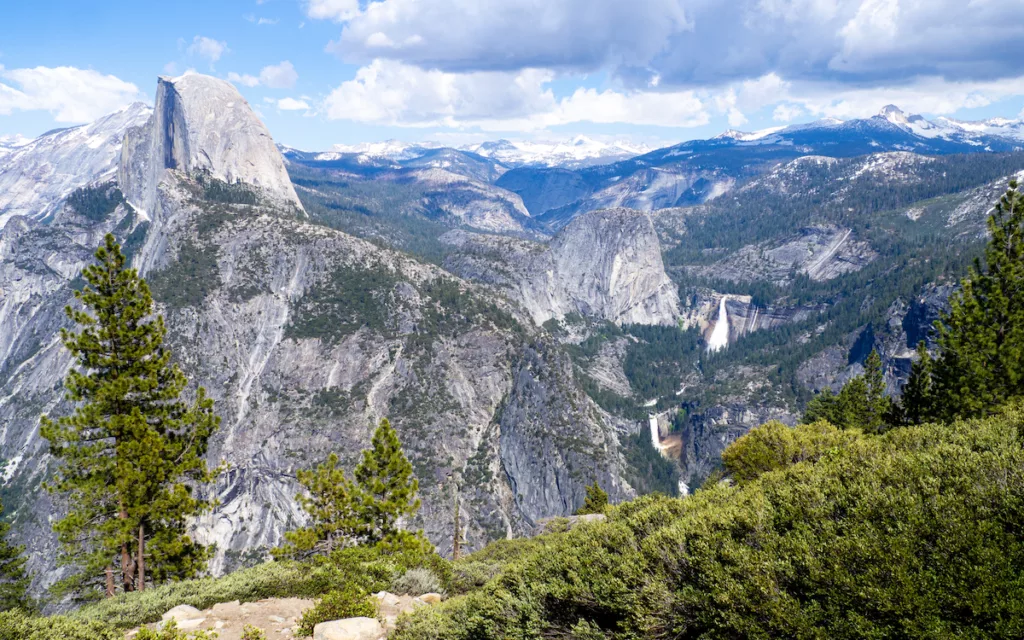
[707, 295, 729, 353]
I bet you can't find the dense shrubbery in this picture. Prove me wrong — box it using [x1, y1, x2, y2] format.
[295, 584, 379, 636]
[393, 408, 1024, 639]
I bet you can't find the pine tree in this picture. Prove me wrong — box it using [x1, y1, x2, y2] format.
[273, 453, 360, 559]
[576, 482, 609, 515]
[900, 342, 934, 425]
[0, 496, 29, 612]
[40, 234, 220, 599]
[924, 182, 1024, 421]
[352, 418, 420, 545]
[802, 350, 894, 432]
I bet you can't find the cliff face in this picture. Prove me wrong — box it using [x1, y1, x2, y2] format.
[0, 74, 639, 592]
[443, 208, 680, 327]
[120, 74, 303, 217]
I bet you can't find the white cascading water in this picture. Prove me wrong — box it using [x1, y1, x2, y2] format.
[707, 295, 729, 352]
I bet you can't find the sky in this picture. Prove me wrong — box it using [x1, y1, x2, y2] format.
[2, 0, 1024, 151]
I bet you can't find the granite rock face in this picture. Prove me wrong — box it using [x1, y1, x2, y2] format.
[0, 74, 639, 594]
[120, 73, 303, 217]
[0, 103, 151, 227]
[443, 208, 680, 326]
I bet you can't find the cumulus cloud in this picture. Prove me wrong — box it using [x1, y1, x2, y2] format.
[0, 65, 144, 123]
[228, 61, 298, 90]
[322, 59, 707, 130]
[187, 36, 229, 65]
[278, 97, 311, 111]
[259, 61, 298, 89]
[307, 0, 360, 21]
[318, 0, 1024, 89]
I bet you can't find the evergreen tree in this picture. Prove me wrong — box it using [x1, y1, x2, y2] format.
[40, 234, 220, 599]
[802, 350, 894, 432]
[924, 182, 1024, 421]
[576, 482, 609, 515]
[900, 342, 934, 425]
[273, 453, 361, 560]
[0, 496, 28, 612]
[352, 418, 420, 545]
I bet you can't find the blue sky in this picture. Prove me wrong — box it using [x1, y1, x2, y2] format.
[3, 0, 1024, 150]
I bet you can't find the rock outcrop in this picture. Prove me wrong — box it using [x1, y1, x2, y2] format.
[0, 103, 151, 227]
[120, 73, 303, 217]
[443, 208, 680, 326]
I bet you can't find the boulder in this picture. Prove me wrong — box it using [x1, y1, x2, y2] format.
[417, 593, 442, 605]
[313, 617, 385, 640]
[160, 604, 206, 630]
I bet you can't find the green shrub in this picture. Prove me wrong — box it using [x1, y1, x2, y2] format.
[392, 568, 441, 596]
[721, 419, 859, 483]
[135, 621, 218, 639]
[394, 409, 1024, 639]
[241, 625, 267, 640]
[0, 610, 119, 640]
[296, 584, 378, 637]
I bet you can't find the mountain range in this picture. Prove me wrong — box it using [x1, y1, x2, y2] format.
[3, 75, 1024, 596]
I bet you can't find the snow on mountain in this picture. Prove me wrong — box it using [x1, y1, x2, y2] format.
[464, 136, 650, 168]
[0, 134, 32, 161]
[713, 127, 787, 142]
[0, 102, 152, 228]
[323, 140, 443, 162]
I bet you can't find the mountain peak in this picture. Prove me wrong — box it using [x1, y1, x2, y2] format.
[120, 73, 303, 216]
[878, 104, 910, 125]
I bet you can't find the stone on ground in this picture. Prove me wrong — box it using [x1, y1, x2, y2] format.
[313, 617, 385, 640]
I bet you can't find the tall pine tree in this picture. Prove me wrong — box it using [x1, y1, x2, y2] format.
[273, 453, 361, 559]
[803, 350, 894, 433]
[900, 342, 934, 425]
[353, 418, 421, 545]
[908, 182, 1024, 422]
[0, 495, 28, 612]
[41, 234, 220, 599]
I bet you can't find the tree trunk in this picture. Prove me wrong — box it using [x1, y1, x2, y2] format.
[105, 566, 115, 598]
[120, 506, 135, 592]
[137, 523, 146, 592]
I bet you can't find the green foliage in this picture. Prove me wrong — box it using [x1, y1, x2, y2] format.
[621, 325, 701, 399]
[393, 408, 1024, 639]
[277, 418, 423, 559]
[575, 482, 609, 515]
[147, 240, 221, 309]
[66, 183, 125, 222]
[40, 234, 220, 599]
[620, 432, 680, 497]
[900, 341, 934, 425]
[273, 453, 361, 560]
[802, 350, 895, 432]
[241, 625, 267, 640]
[198, 173, 259, 206]
[392, 567, 442, 596]
[285, 263, 399, 344]
[0, 610, 119, 640]
[134, 621, 218, 639]
[296, 584, 378, 637]
[721, 420, 859, 483]
[917, 182, 1024, 422]
[354, 418, 422, 544]
[0, 496, 28, 612]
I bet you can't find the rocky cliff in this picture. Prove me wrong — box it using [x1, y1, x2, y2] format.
[0, 75, 641, 592]
[120, 74, 303, 218]
[443, 208, 680, 326]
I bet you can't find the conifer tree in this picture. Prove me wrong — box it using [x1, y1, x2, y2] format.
[40, 234, 219, 598]
[576, 482, 609, 515]
[356, 419, 419, 544]
[0, 496, 28, 612]
[900, 342, 934, 425]
[922, 182, 1024, 421]
[353, 418, 420, 545]
[273, 453, 360, 559]
[802, 350, 894, 432]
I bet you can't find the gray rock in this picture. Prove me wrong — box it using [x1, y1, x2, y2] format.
[313, 617, 385, 640]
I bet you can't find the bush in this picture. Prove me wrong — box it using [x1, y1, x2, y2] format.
[241, 624, 267, 640]
[296, 584, 378, 637]
[0, 610, 118, 640]
[393, 409, 1024, 639]
[135, 621, 218, 639]
[392, 568, 441, 596]
[721, 419, 859, 483]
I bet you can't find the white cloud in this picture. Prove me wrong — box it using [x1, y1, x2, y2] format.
[260, 61, 298, 89]
[278, 97, 311, 111]
[227, 72, 260, 87]
[228, 62, 298, 90]
[187, 36, 229, 65]
[307, 0, 360, 21]
[0, 65, 143, 123]
[323, 59, 707, 131]
[773, 103, 806, 122]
